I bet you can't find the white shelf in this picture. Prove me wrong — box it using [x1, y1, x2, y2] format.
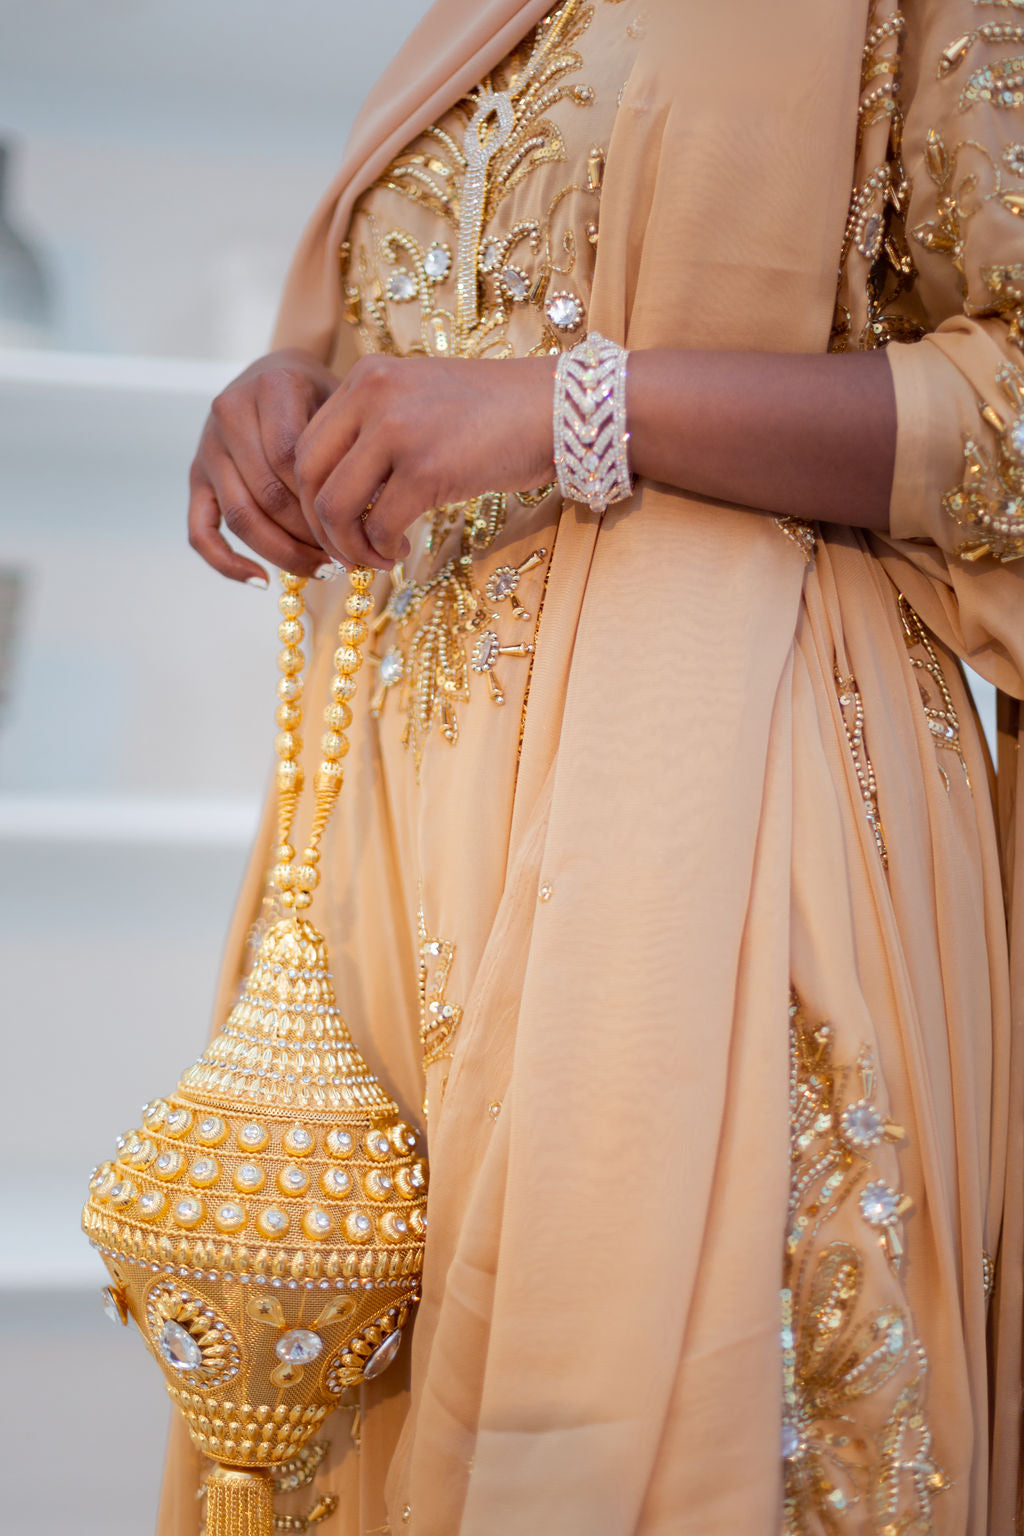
[0, 347, 243, 464]
[0, 346, 242, 395]
[0, 795, 261, 846]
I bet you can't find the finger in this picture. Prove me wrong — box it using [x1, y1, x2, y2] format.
[209, 398, 310, 543]
[206, 455, 329, 577]
[363, 475, 425, 563]
[294, 386, 362, 519]
[309, 446, 396, 570]
[188, 479, 269, 585]
[253, 368, 323, 504]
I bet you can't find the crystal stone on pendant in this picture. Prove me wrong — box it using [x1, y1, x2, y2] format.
[239, 1123, 265, 1148]
[387, 268, 417, 302]
[275, 1328, 324, 1365]
[323, 1168, 351, 1196]
[840, 1100, 885, 1150]
[546, 292, 583, 331]
[391, 585, 414, 620]
[327, 1129, 354, 1157]
[101, 1286, 126, 1326]
[424, 245, 451, 281]
[159, 1319, 202, 1372]
[362, 1329, 402, 1380]
[859, 1181, 898, 1227]
[501, 267, 529, 302]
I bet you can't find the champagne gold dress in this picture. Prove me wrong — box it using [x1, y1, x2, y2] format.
[156, 2, 1024, 1532]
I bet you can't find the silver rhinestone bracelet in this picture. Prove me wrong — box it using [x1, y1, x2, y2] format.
[553, 332, 634, 513]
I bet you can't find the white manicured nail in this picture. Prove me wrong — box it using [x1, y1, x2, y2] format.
[315, 562, 336, 579]
[246, 575, 269, 590]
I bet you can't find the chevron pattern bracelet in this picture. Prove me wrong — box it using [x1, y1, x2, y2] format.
[552, 332, 634, 513]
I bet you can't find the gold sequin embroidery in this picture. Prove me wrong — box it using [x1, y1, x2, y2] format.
[835, 671, 889, 869]
[783, 993, 949, 1531]
[943, 363, 1024, 560]
[418, 902, 464, 1071]
[344, 0, 638, 763]
[897, 594, 971, 788]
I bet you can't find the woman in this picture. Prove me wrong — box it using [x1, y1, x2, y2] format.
[160, 0, 1024, 1530]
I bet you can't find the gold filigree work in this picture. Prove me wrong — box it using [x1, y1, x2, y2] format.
[783, 993, 949, 1532]
[897, 594, 971, 788]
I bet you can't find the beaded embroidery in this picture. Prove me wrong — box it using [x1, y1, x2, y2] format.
[897, 595, 971, 788]
[344, 0, 639, 761]
[783, 993, 949, 1531]
[834, 671, 889, 869]
[418, 902, 464, 1072]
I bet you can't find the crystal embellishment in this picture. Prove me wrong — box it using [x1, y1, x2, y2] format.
[840, 1100, 885, 1151]
[859, 1181, 900, 1228]
[326, 1129, 354, 1158]
[387, 268, 417, 302]
[276, 1328, 325, 1365]
[546, 291, 584, 332]
[159, 1319, 202, 1372]
[362, 1329, 403, 1380]
[423, 244, 451, 281]
[380, 648, 404, 686]
[101, 1285, 128, 1326]
[501, 266, 530, 303]
[553, 334, 633, 513]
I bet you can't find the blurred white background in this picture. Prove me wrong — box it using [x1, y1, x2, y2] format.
[0, 2, 429, 1531]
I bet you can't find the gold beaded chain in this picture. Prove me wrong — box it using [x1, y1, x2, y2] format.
[271, 566, 375, 910]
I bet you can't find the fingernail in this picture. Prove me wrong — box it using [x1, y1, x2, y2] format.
[246, 576, 269, 590]
[315, 563, 335, 579]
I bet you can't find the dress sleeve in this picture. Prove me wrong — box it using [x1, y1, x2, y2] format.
[878, 0, 1024, 695]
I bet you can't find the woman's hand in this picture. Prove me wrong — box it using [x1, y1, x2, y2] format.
[293, 354, 557, 569]
[188, 348, 342, 585]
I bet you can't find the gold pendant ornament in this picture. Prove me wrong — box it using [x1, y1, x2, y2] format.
[82, 568, 427, 1536]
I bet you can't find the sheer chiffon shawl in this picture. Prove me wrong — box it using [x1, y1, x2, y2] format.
[160, 1, 1024, 1530]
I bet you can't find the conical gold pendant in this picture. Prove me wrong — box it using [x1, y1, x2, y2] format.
[83, 916, 426, 1534]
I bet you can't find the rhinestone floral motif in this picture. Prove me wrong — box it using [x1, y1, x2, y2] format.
[783, 993, 948, 1531]
[897, 595, 971, 790]
[942, 364, 1024, 563]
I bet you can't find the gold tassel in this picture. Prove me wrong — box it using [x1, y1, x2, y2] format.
[206, 1466, 274, 1536]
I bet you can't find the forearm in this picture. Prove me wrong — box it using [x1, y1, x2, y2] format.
[626, 349, 897, 532]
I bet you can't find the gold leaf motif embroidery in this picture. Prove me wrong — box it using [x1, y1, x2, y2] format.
[783, 994, 950, 1532]
[944, 362, 1024, 560]
[897, 595, 972, 788]
[344, 0, 637, 762]
[418, 903, 463, 1071]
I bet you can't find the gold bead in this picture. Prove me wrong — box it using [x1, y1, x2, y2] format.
[301, 847, 320, 865]
[275, 730, 299, 760]
[273, 862, 295, 890]
[333, 645, 362, 675]
[331, 675, 357, 702]
[280, 573, 304, 593]
[278, 593, 303, 619]
[293, 863, 320, 892]
[349, 566, 374, 591]
[321, 730, 349, 759]
[277, 761, 302, 792]
[293, 890, 312, 909]
[278, 647, 304, 675]
[315, 762, 344, 792]
[281, 889, 296, 907]
[277, 677, 302, 703]
[338, 618, 368, 647]
[324, 702, 353, 731]
[277, 843, 295, 862]
[346, 592, 374, 618]
[276, 701, 301, 731]
[278, 618, 304, 646]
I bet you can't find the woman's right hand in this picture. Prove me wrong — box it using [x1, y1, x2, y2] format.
[187, 348, 341, 586]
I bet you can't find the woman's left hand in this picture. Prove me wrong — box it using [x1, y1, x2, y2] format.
[293, 353, 557, 569]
